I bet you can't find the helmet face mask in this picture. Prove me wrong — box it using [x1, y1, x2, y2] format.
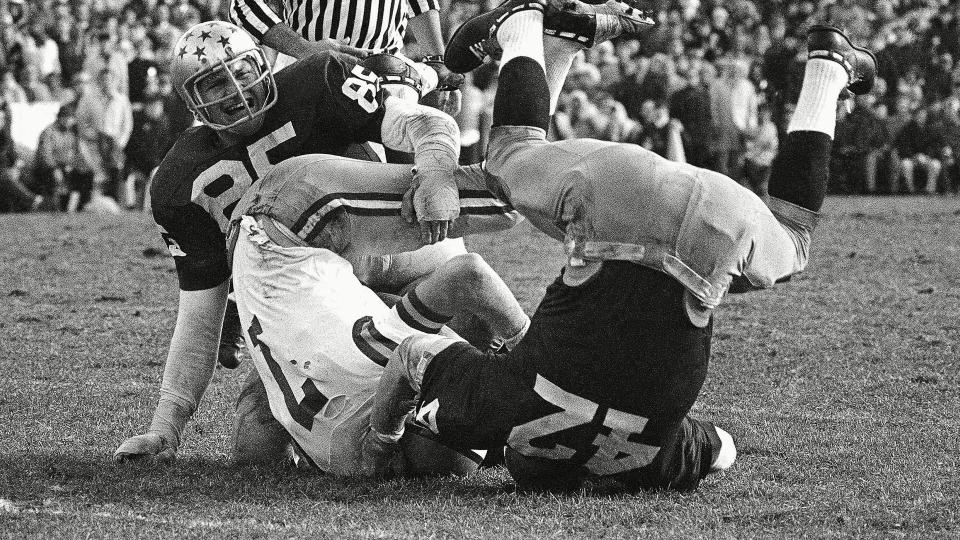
[171, 21, 278, 133]
[186, 49, 276, 131]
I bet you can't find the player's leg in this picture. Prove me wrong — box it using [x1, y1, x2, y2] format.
[768, 25, 876, 213]
[732, 25, 877, 290]
[385, 253, 530, 351]
[613, 417, 736, 492]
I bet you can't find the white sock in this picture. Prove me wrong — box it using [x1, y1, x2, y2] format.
[787, 59, 849, 138]
[498, 10, 545, 71]
[544, 36, 582, 114]
[711, 426, 737, 472]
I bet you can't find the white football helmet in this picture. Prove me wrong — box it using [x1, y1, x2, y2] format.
[170, 21, 277, 131]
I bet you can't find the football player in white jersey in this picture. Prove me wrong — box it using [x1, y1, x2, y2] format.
[357, 2, 877, 491]
[113, 23, 470, 465]
[226, 152, 527, 475]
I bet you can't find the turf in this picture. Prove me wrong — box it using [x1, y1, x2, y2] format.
[1, 196, 958, 538]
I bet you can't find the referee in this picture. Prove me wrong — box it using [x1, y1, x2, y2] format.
[229, 0, 455, 85]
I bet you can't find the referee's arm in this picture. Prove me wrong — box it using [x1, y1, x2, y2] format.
[229, 0, 372, 60]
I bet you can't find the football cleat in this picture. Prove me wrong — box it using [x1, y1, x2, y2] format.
[807, 24, 877, 95]
[445, 0, 547, 73]
[218, 299, 245, 369]
[544, 0, 656, 49]
[445, 0, 655, 74]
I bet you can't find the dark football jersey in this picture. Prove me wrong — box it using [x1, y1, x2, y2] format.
[150, 51, 387, 290]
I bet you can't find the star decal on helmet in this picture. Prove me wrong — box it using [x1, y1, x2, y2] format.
[194, 46, 206, 60]
[217, 35, 230, 47]
[199, 30, 212, 41]
[177, 46, 187, 59]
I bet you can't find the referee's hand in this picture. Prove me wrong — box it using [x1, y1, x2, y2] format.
[304, 38, 375, 62]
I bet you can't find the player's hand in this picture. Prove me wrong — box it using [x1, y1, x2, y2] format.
[114, 432, 177, 464]
[411, 171, 460, 244]
[360, 430, 403, 478]
[423, 58, 464, 92]
[303, 38, 375, 62]
[422, 89, 463, 116]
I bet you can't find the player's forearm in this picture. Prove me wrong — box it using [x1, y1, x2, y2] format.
[406, 10, 445, 57]
[147, 283, 230, 447]
[261, 23, 315, 60]
[380, 97, 460, 171]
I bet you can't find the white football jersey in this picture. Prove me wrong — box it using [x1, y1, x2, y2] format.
[232, 216, 453, 475]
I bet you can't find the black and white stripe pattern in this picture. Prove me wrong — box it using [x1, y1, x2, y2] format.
[290, 190, 514, 245]
[395, 289, 450, 334]
[230, 0, 439, 53]
[352, 315, 400, 367]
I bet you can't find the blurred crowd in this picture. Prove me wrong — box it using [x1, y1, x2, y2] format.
[448, 0, 960, 198]
[1, 0, 959, 213]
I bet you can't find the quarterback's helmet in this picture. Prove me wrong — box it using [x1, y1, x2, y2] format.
[360, 53, 438, 103]
[170, 21, 277, 130]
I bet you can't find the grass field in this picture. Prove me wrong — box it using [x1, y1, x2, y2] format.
[1, 196, 959, 538]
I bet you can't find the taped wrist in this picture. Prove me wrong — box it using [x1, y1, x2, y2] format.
[381, 96, 460, 177]
[148, 397, 193, 450]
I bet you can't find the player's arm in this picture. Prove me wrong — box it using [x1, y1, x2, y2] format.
[379, 95, 462, 244]
[229, 0, 372, 60]
[115, 205, 232, 463]
[405, 1, 463, 90]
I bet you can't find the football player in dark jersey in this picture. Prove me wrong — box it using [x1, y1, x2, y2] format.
[359, 2, 876, 491]
[114, 21, 465, 464]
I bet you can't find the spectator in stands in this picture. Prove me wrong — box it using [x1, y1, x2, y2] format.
[22, 16, 59, 80]
[896, 105, 944, 194]
[636, 98, 681, 161]
[76, 68, 133, 201]
[0, 10, 25, 78]
[0, 66, 25, 103]
[742, 104, 778, 199]
[35, 103, 91, 212]
[0, 100, 49, 212]
[554, 90, 606, 140]
[939, 95, 960, 194]
[45, 72, 73, 103]
[709, 58, 751, 180]
[127, 34, 158, 107]
[20, 64, 51, 103]
[83, 30, 128, 96]
[148, 2, 182, 51]
[123, 93, 172, 209]
[670, 62, 714, 168]
[834, 92, 897, 194]
[50, 8, 85, 85]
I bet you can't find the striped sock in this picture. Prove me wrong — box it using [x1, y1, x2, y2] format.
[395, 288, 452, 334]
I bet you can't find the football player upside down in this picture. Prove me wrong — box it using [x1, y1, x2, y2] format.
[357, 1, 878, 491]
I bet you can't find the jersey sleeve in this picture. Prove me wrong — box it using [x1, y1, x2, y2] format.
[153, 203, 231, 291]
[229, 0, 283, 42]
[299, 52, 387, 144]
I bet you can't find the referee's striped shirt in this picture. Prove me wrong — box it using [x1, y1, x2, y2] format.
[230, 0, 439, 53]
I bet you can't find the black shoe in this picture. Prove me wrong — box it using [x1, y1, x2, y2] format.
[544, 0, 655, 49]
[807, 24, 876, 95]
[445, 0, 547, 73]
[219, 299, 245, 369]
